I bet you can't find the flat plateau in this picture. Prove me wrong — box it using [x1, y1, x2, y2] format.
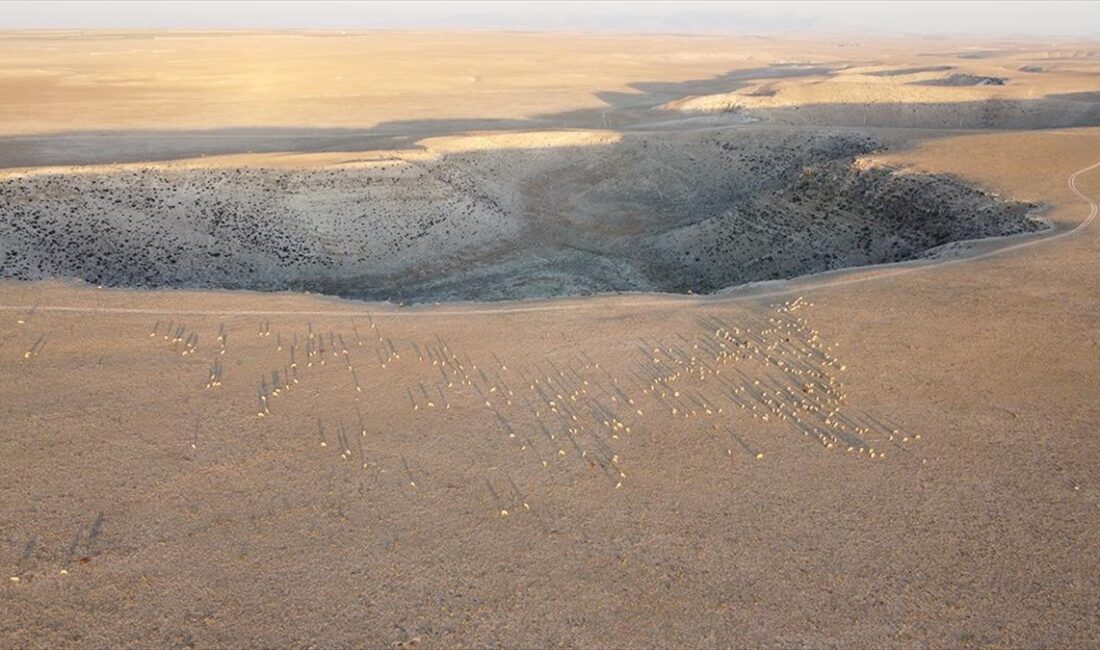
[2, 31, 1099, 648]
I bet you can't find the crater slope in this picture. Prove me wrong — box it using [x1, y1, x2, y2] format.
[0, 129, 1040, 302]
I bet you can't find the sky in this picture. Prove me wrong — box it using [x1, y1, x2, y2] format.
[0, 1, 1095, 38]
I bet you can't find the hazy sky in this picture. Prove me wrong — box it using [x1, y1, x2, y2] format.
[0, 1, 1094, 38]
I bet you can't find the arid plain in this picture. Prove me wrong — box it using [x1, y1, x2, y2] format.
[2, 31, 1100, 647]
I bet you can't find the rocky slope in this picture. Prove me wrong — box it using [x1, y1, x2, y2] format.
[0, 129, 1041, 301]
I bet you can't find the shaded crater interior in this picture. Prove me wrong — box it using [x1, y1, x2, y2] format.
[0, 129, 1041, 302]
